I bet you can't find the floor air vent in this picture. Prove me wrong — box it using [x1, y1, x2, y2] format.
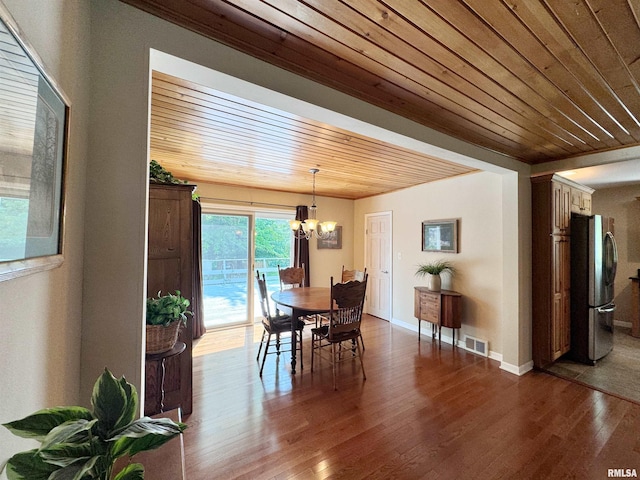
[464, 335, 489, 357]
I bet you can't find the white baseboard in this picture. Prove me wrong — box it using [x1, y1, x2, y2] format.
[392, 318, 502, 363]
[500, 360, 533, 376]
[392, 318, 534, 376]
[392, 317, 456, 345]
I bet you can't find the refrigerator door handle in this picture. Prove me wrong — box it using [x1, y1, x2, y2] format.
[596, 304, 616, 314]
[605, 231, 618, 285]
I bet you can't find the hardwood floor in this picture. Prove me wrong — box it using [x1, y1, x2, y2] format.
[184, 315, 640, 479]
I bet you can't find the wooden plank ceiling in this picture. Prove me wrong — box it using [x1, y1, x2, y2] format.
[128, 0, 640, 199]
[151, 71, 477, 199]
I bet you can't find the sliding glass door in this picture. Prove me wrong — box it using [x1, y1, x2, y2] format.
[254, 215, 293, 299]
[201, 209, 293, 329]
[201, 212, 251, 328]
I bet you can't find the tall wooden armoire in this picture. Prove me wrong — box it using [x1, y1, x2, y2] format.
[146, 183, 196, 415]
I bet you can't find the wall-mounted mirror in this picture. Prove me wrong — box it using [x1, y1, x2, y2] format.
[0, 3, 69, 281]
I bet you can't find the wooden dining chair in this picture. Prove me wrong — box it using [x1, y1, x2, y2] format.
[339, 266, 368, 351]
[311, 274, 368, 389]
[341, 266, 367, 282]
[278, 264, 305, 290]
[255, 270, 304, 376]
[278, 263, 316, 323]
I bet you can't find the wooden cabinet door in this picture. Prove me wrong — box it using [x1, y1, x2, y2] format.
[570, 188, 582, 214]
[552, 182, 571, 234]
[551, 236, 570, 360]
[581, 193, 592, 215]
[570, 188, 592, 215]
[147, 184, 194, 415]
[561, 236, 571, 353]
[440, 294, 462, 329]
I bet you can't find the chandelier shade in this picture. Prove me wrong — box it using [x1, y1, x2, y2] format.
[290, 169, 337, 240]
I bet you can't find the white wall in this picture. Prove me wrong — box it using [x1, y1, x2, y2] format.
[592, 184, 640, 324]
[355, 172, 507, 356]
[193, 182, 354, 286]
[0, 0, 90, 472]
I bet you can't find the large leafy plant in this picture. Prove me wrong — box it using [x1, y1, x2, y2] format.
[1, 368, 186, 480]
[146, 290, 192, 327]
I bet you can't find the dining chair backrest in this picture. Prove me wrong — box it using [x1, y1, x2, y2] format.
[278, 263, 305, 290]
[255, 270, 274, 319]
[328, 274, 368, 340]
[341, 266, 367, 282]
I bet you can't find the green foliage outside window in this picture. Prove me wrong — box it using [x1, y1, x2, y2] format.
[201, 215, 290, 262]
[255, 218, 291, 260]
[0, 197, 28, 261]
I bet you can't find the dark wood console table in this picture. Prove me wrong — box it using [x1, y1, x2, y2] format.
[145, 342, 186, 415]
[414, 287, 462, 347]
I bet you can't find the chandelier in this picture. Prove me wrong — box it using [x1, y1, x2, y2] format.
[289, 168, 337, 240]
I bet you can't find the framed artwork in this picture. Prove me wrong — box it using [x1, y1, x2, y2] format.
[0, 4, 70, 281]
[317, 225, 342, 249]
[422, 218, 459, 253]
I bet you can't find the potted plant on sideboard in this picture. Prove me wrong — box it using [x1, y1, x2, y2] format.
[415, 260, 455, 292]
[146, 290, 192, 354]
[1, 368, 186, 480]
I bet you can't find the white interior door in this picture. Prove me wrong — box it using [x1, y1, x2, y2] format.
[365, 212, 391, 320]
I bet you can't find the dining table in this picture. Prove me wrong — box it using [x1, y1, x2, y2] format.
[271, 286, 331, 374]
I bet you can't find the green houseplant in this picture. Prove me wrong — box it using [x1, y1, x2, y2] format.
[149, 160, 186, 185]
[146, 291, 192, 354]
[1, 368, 186, 480]
[415, 260, 455, 292]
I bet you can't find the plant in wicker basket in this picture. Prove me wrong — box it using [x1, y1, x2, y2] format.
[146, 291, 192, 354]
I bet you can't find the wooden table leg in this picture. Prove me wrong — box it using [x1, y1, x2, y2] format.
[291, 308, 299, 374]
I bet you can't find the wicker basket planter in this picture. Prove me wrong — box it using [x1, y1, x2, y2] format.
[146, 290, 192, 354]
[146, 322, 181, 354]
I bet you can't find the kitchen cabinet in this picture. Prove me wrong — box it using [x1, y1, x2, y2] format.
[570, 187, 592, 215]
[532, 174, 593, 368]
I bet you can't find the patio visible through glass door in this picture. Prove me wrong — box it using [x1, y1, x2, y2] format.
[201, 212, 292, 329]
[201, 213, 251, 328]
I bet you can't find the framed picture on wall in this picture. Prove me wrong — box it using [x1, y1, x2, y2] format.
[317, 225, 342, 249]
[0, 4, 70, 282]
[422, 219, 459, 253]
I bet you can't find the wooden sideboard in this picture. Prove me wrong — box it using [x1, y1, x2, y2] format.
[414, 287, 462, 347]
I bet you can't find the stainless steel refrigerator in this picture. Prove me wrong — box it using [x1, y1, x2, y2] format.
[570, 214, 618, 364]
